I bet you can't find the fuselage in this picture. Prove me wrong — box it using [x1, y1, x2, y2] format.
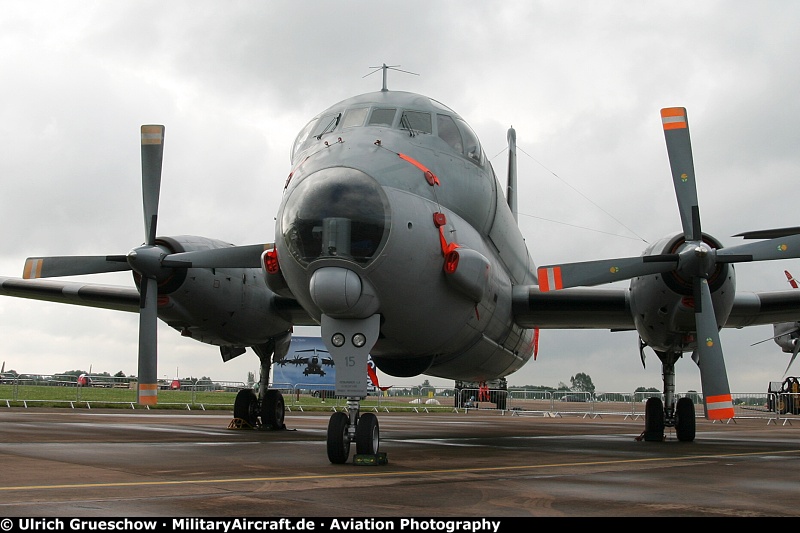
[272, 90, 537, 381]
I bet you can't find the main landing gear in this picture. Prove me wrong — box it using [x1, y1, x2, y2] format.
[326, 397, 380, 464]
[233, 387, 286, 429]
[642, 350, 696, 442]
[232, 335, 290, 430]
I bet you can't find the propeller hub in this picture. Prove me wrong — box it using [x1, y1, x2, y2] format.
[127, 245, 170, 281]
[677, 242, 718, 279]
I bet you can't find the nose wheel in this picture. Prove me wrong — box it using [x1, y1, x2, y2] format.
[355, 412, 379, 454]
[326, 399, 380, 464]
[327, 412, 351, 464]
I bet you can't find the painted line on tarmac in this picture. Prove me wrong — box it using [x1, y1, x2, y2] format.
[2, 448, 800, 492]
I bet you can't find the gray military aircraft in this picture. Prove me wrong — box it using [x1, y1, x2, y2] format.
[747, 270, 800, 377]
[773, 271, 800, 376]
[3, 66, 800, 462]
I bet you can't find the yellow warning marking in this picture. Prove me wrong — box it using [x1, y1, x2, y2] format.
[141, 125, 164, 145]
[23, 258, 43, 279]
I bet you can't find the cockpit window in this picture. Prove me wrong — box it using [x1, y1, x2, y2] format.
[455, 117, 483, 165]
[368, 108, 397, 127]
[313, 113, 341, 139]
[291, 117, 317, 160]
[341, 107, 369, 129]
[399, 110, 432, 135]
[437, 114, 463, 154]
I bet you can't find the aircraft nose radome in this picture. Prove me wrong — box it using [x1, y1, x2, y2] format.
[278, 167, 390, 268]
[309, 267, 379, 319]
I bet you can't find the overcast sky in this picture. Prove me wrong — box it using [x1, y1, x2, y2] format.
[2, 1, 800, 394]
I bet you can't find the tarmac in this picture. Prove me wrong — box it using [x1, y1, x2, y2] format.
[0, 407, 799, 517]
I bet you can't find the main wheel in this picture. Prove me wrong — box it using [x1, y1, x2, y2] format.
[261, 389, 285, 429]
[233, 388, 259, 427]
[327, 412, 351, 464]
[355, 412, 379, 455]
[644, 397, 664, 442]
[675, 397, 696, 442]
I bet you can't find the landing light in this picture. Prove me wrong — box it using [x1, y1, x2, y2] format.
[331, 333, 345, 347]
[352, 333, 367, 348]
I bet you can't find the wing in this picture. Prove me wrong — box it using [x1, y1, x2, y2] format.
[512, 286, 634, 330]
[512, 286, 800, 330]
[726, 290, 800, 327]
[0, 276, 140, 312]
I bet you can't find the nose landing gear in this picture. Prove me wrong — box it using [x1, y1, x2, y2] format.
[326, 402, 381, 464]
[320, 314, 382, 464]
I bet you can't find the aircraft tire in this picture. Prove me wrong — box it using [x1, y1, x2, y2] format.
[643, 397, 664, 442]
[355, 412, 379, 455]
[327, 412, 351, 464]
[234, 388, 258, 427]
[675, 397, 696, 442]
[261, 389, 285, 429]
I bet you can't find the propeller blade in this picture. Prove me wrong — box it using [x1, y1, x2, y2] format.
[750, 324, 800, 347]
[135, 125, 165, 406]
[734, 226, 800, 239]
[141, 125, 164, 246]
[537, 254, 678, 291]
[161, 243, 273, 269]
[716, 233, 800, 263]
[694, 278, 734, 420]
[22, 256, 130, 279]
[137, 276, 158, 406]
[784, 341, 800, 378]
[661, 107, 701, 242]
[638, 337, 647, 369]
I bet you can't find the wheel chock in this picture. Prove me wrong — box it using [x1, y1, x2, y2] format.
[353, 452, 388, 466]
[227, 418, 255, 430]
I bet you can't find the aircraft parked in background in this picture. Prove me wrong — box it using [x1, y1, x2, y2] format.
[0, 361, 14, 384]
[3, 65, 800, 461]
[749, 270, 800, 377]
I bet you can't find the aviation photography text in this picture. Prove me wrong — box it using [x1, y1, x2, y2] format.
[6, 518, 505, 533]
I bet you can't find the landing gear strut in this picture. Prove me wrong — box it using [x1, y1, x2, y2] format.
[643, 350, 696, 442]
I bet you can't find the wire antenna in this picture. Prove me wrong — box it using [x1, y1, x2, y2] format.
[364, 63, 419, 91]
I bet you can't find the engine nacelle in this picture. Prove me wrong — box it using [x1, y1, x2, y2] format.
[629, 232, 735, 353]
[135, 236, 294, 347]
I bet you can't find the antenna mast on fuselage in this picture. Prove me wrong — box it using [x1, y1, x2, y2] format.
[364, 63, 420, 91]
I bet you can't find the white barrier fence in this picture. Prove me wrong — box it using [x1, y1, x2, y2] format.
[0, 374, 798, 422]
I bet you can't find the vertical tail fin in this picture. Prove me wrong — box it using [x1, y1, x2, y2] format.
[506, 127, 518, 222]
